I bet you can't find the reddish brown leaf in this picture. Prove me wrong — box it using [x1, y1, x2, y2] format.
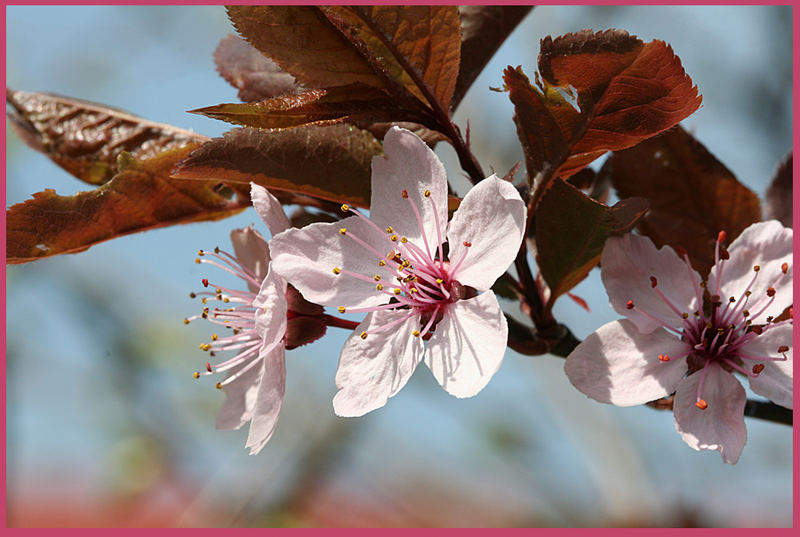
[454, 6, 533, 110]
[6, 145, 250, 264]
[320, 6, 461, 113]
[600, 125, 762, 277]
[190, 84, 433, 130]
[172, 125, 381, 208]
[765, 153, 792, 228]
[7, 89, 205, 186]
[214, 35, 302, 102]
[535, 178, 648, 307]
[504, 29, 701, 207]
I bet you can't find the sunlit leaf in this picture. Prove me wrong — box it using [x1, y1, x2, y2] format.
[214, 34, 302, 102]
[765, 153, 792, 228]
[6, 146, 250, 264]
[454, 6, 532, 109]
[6, 89, 205, 186]
[190, 84, 433, 130]
[600, 125, 762, 277]
[535, 178, 648, 308]
[504, 29, 701, 206]
[172, 124, 381, 208]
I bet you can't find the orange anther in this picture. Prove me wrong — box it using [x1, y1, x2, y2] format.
[695, 399, 708, 410]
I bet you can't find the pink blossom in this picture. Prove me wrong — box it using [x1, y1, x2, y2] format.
[269, 127, 526, 416]
[565, 220, 793, 463]
[186, 184, 293, 454]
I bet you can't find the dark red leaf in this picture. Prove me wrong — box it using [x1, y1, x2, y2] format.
[7, 145, 250, 264]
[600, 125, 762, 277]
[213, 35, 302, 102]
[535, 178, 648, 307]
[7, 89, 205, 186]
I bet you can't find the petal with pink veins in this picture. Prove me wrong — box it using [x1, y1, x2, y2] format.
[245, 344, 286, 455]
[565, 319, 690, 406]
[251, 182, 291, 236]
[369, 127, 448, 247]
[602, 234, 700, 334]
[742, 323, 793, 409]
[270, 216, 391, 309]
[708, 220, 792, 324]
[332, 310, 424, 417]
[230, 225, 270, 293]
[215, 360, 263, 430]
[673, 365, 747, 464]
[253, 268, 288, 346]
[424, 291, 508, 398]
[446, 176, 526, 291]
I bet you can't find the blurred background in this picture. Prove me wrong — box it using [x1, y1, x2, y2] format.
[5, 5, 793, 527]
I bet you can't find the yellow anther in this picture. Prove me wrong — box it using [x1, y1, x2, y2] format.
[341, 204, 350, 212]
[378, 260, 386, 267]
[410, 288, 418, 294]
[197, 249, 205, 256]
[193, 371, 200, 379]
[402, 260, 411, 268]
[376, 283, 384, 291]
[412, 330, 421, 337]
[436, 278, 444, 284]
[216, 382, 223, 390]
[424, 189, 431, 197]
[374, 274, 381, 281]
[339, 227, 347, 235]
[200, 343, 212, 351]
[211, 334, 218, 341]
[385, 226, 394, 233]
[394, 288, 401, 295]
[201, 297, 207, 304]
[183, 318, 190, 325]
[742, 310, 750, 317]
[223, 298, 230, 303]
[390, 234, 398, 242]
[338, 306, 346, 314]
[333, 267, 342, 275]
[195, 258, 201, 264]
[360, 331, 368, 340]
[699, 281, 706, 288]
[400, 237, 408, 243]
[387, 251, 396, 259]
[203, 307, 209, 315]
[682, 312, 689, 319]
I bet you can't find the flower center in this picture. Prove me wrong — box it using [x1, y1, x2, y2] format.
[624, 230, 791, 410]
[334, 189, 472, 340]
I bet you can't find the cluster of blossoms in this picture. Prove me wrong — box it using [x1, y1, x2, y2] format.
[187, 127, 525, 452]
[185, 127, 792, 462]
[565, 221, 793, 463]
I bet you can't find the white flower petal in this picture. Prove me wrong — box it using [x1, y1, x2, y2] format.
[254, 268, 288, 345]
[270, 216, 391, 309]
[601, 234, 699, 333]
[332, 310, 424, 417]
[424, 291, 508, 398]
[564, 319, 690, 406]
[230, 226, 270, 293]
[251, 182, 290, 236]
[446, 176, 526, 291]
[369, 127, 448, 248]
[708, 220, 792, 324]
[673, 365, 747, 464]
[215, 360, 264, 430]
[742, 323, 793, 409]
[245, 344, 286, 455]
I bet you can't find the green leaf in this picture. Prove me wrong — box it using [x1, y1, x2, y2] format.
[6, 145, 250, 264]
[6, 89, 205, 186]
[600, 125, 762, 277]
[172, 124, 381, 208]
[535, 178, 648, 307]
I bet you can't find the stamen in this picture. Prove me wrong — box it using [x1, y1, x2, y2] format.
[695, 399, 708, 410]
[752, 364, 765, 374]
[658, 354, 670, 362]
